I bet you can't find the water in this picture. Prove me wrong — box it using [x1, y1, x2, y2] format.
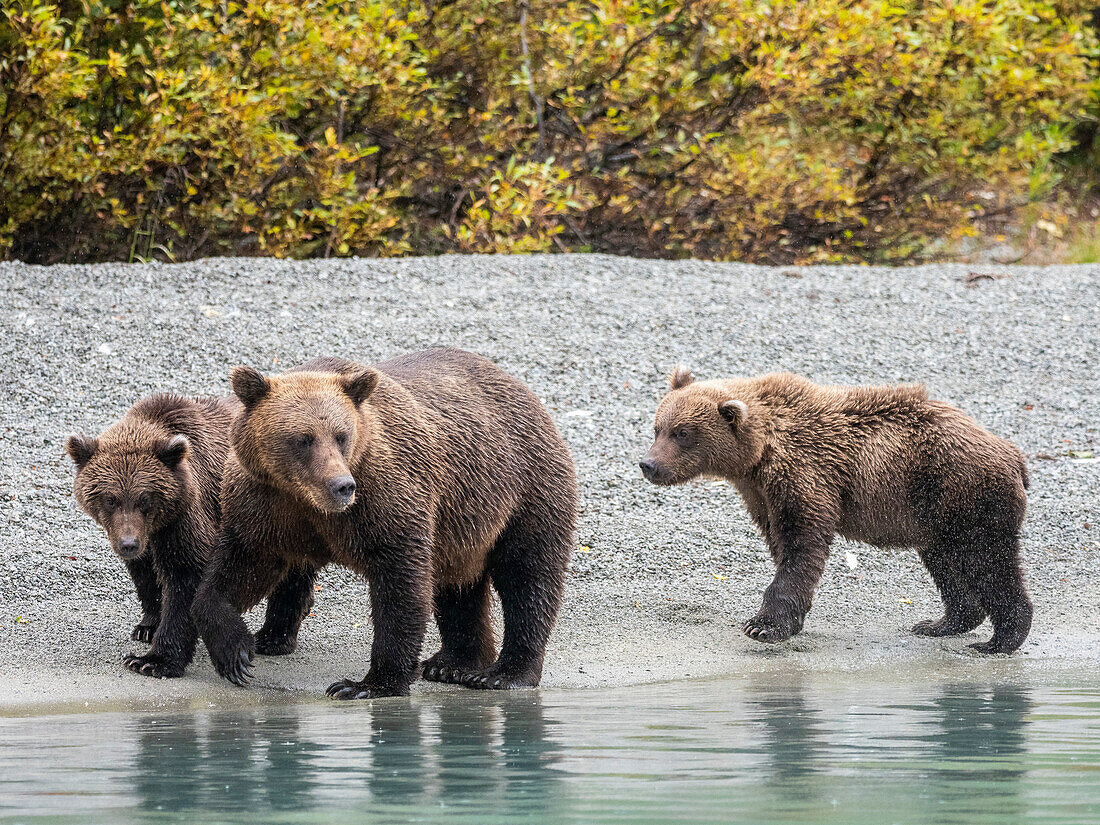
[2, 676, 1099, 825]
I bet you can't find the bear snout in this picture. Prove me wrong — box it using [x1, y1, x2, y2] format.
[639, 457, 665, 484]
[116, 536, 143, 559]
[327, 475, 357, 508]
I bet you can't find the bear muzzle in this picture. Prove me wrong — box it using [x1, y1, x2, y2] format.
[327, 475, 357, 510]
[639, 456, 673, 485]
[114, 534, 145, 560]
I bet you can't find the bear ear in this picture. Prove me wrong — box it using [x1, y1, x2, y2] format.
[342, 368, 379, 406]
[231, 365, 271, 408]
[156, 434, 190, 468]
[669, 365, 695, 390]
[718, 399, 748, 429]
[66, 434, 98, 468]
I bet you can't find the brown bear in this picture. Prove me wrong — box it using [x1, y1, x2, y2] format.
[66, 394, 239, 677]
[191, 348, 578, 698]
[640, 368, 1032, 654]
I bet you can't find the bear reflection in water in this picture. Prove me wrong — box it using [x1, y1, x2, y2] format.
[743, 676, 1032, 825]
[129, 694, 563, 816]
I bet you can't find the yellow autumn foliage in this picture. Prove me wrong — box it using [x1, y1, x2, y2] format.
[0, 0, 1095, 263]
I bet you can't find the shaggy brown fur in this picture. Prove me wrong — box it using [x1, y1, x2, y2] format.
[192, 348, 578, 698]
[66, 394, 239, 677]
[641, 368, 1032, 654]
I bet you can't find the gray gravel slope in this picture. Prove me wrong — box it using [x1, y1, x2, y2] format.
[0, 255, 1097, 712]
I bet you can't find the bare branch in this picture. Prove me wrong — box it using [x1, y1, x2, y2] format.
[518, 0, 545, 158]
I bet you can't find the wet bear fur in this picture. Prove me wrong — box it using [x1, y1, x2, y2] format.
[641, 368, 1032, 654]
[67, 394, 239, 677]
[192, 348, 578, 698]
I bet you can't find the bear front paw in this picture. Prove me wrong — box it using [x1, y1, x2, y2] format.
[325, 677, 410, 700]
[208, 635, 255, 687]
[130, 621, 158, 643]
[123, 653, 184, 679]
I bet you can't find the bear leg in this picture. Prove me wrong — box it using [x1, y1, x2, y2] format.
[193, 530, 289, 686]
[328, 538, 431, 700]
[913, 543, 987, 637]
[256, 565, 318, 655]
[464, 516, 570, 690]
[423, 577, 496, 684]
[967, 537, 1032, 654]
[125, 556, 161, 643]
[124, 563, 202, 679]
[743, 518, 831, 644]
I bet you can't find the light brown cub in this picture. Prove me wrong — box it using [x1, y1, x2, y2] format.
[641, 368, 1031, 654]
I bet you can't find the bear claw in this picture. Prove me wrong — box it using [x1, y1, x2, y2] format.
[324, 679, 386, 700]
[225, 651, 254, 686]
[326, 681, 374, 700]
[122, 653, 184, 679]
[212, 647, 254, 687]
[421, 659, 479, 685]
[130, 623, 158, 643]
[460, 667, 539, 690]
[742, 616, 795, 643]
[325, 678, 410, 700]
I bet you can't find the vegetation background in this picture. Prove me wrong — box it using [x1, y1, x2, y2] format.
[2, 0, 1098, 264]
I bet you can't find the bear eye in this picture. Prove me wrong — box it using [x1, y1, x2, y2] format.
[103, 494, 119, 509]
[137, 493, 152, 510]
[290, 433, 314, 453]
[673, 428, 693, 446]
[334, 432, 349, 450]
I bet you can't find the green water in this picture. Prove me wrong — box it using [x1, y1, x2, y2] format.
[2, 677, 1099, 824]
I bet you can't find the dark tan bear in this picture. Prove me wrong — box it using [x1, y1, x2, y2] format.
[191, 349, 578, 698]
[640, 368, 1032, 654]
[66, 394, 239, 677]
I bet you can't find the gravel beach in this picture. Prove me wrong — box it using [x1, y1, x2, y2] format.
[1, 254, 1097, 714]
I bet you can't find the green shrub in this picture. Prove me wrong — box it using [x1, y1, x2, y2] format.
[1, 0, 1094, 263]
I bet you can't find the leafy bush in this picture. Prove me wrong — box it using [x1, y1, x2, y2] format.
[1, 0, 1094, 263]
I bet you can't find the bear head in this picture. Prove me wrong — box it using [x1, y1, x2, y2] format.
[229, 365, 378, 514]
[66, 428, 193, 560]
[640, 365, 760, 485]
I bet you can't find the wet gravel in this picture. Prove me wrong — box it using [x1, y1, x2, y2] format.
[0, 254, 1097, 704]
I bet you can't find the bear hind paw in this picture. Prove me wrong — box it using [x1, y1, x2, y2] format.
[460, 662, 541, 691]
[421, 651, 489, 685]
[325, 677, 411, 700]
[912, 611, 985, 637]
[742, 614, 798, 644]
[422, 662, 480, 685]
[255, 630, 298, 656]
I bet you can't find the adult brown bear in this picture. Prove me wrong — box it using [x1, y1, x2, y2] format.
[192, 349, 578, 698]
[641, 368, 1032, 654]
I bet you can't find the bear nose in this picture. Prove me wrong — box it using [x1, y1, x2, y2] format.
[639, 458, 658, 479]
[328, 475, 356, 505]
[118, 537, 140, 556]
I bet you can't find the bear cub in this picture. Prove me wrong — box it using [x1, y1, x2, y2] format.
[192, 349, 578, 698]
[67, 394, 239, 677]
[641, 368, 1032, 654]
